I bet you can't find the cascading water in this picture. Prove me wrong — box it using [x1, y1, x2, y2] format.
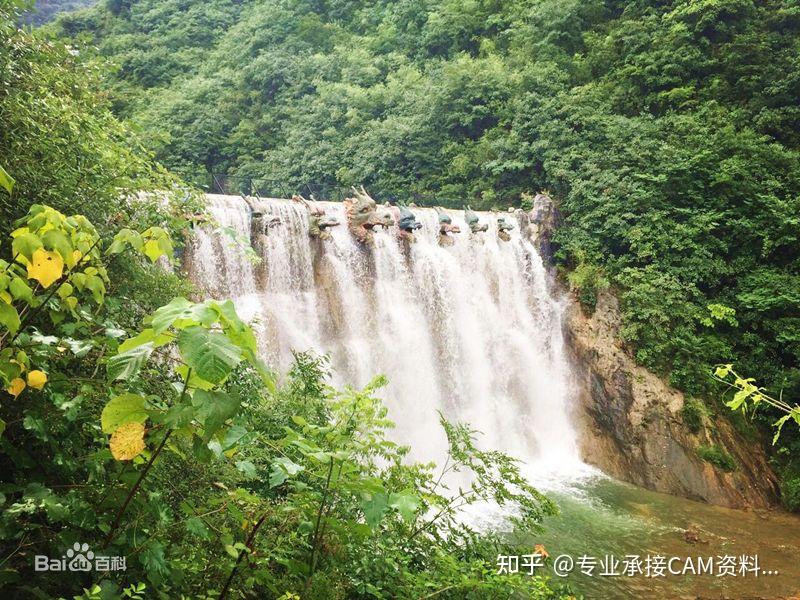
[187, 194, 586, 484]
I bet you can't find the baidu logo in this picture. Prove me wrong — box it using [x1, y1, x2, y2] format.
[34, 542, 126, 572]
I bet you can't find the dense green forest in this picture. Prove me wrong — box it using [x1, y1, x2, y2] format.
[1, 0, 577, 596]
[51, 0, 800, 498]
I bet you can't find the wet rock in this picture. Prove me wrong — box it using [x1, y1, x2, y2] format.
[564, 290, 780, 509]
[527, 193, 559, 261]
[683, 527, 708, 544]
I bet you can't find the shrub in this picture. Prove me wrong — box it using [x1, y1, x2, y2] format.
[697, 445, 736, 472]
[682, 398, 707, 434]
[781, 476, 800, 512]
[567, 261, 609, 314]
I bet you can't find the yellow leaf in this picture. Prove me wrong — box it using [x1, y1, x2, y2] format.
[72, 249, 82, 264]
[7, 377, 25, 398]
[143, 239, 161, 262]
[10, 359, 26, 373]
[0, 291, 11, 304]
[110, 422, 146, 461]
[27, 370, 47, 390]
[26, 248, 64, 288]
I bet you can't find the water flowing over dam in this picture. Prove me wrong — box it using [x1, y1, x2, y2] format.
[188, 194, 585, 480]
[185, 195, 800, 599]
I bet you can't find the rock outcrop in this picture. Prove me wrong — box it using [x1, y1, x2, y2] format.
[567, 290, 779, 509]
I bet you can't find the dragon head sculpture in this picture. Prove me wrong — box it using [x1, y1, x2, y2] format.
[464, 207, 488, 234]
[394, 205, 422, 243]
[436, 209, 460, 246]
[497, 216, 515, 242]
[251, 211, 281, 235]
[343, 186, 383, 244]
[293, 194, 340, 240]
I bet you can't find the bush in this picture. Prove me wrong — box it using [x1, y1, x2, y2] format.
[566, 261, 609, 315]
[681, 398, 707, 434]
[781, 476, 800, 512]
[697, 445, 737, 472]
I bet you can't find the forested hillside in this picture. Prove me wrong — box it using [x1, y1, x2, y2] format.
[53, 0, 800, 494]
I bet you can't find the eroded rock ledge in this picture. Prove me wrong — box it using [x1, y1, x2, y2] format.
[564, 290, 779, 509]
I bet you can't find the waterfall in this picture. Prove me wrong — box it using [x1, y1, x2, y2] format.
[188, 194, 586, 483]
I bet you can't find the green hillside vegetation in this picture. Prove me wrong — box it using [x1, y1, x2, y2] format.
[1, 2, 573, 596]
[53, 0, 800, 498]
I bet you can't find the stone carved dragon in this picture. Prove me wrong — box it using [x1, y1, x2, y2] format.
[395, 204, 422, 243]
[249, 196, 282, 254]
[436, 209, 460, 247]
[497, 216, 515, 242]
[464, 206, 488, 234]
[343, 186, 385, 244]
[292, 194, 340, 240]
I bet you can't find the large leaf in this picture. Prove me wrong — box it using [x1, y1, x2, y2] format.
[269, 457, 304, 488]
[110, 422, 146, 461]
[0, 164, 14, 195]
[388, 492, 420, 522]
[11, 233, 41, 262]
[361, 492, 389, 528]
[41, 230, 73, 264]
[177, 326, 241, 384]
[150, 297, 194, 333]
[26, 248, 63, 288]
[107, 342, 153, 380]
[101, 394, 148, 434]
[191, 389, 241, 441]
[0, 303, 20, 334]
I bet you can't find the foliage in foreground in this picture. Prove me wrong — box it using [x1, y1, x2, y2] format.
[0, 204, 568, 598]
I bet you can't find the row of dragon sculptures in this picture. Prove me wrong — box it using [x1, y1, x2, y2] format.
[251, 186, 520, 248]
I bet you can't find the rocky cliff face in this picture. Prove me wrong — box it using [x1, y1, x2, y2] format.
[565, 289, 779, 509]
[518, 194, 779, 509]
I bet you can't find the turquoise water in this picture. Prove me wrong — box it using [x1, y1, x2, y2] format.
[525, 476, 800, 599]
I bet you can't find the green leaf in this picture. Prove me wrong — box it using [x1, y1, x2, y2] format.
[107, 342, 154, 380]
[714, 364, 732, 379]
[361, 492, 389, 528]
[84, 274, 106, 304]
[773, 414, 791, 445]
[178, 326, 241, 384]
[150, 297, 194, 333]
[143, 239, 163, 262]
[235, 460, 257, 478]
[0, 165, 14, 195]
[8, 277, 33, 304]
[389, 492, 420, 522]
[0, 303, 21, 334]
[101, 394, 148, 434]
[41, 230, 72, 263]
[118, 328, 171, 353]
[107, 228, 143, 254]
[725, 389, 750, 411]
[269, 457, 304, 488]
[192, 389, 241, 441]
[11, 233, 42, 262]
